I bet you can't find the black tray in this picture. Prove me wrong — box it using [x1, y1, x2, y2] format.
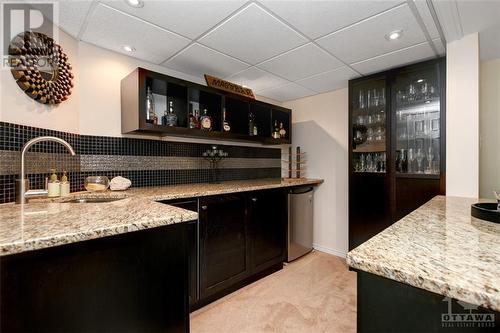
[471, 203, 500, 223]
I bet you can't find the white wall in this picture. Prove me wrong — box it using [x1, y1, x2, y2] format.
[0, 29, 81, 133]
[479, 58, 500, 199]
[446, 33, 480, 198]
[284, 89, 348, 258]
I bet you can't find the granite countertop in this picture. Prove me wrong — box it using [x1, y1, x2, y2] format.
[0, 178, 322, 257]
[347, 195, 500, 312]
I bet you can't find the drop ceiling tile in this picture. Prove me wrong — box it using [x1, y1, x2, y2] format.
[226, 67, 289, 93]
[296, 66, 360, 93]
[260, 0, 403, 39]
[413, 0, 440, 39]
[102, 0, 247, 39]
[162, 43, 250, 78]
[82, 3, 190, 64]
[257, 43, 344, 81]
[456, 0, 500, 35]
[57, 0, 94, 38]
[199, 3, 308, 65]
[316, 4, 427, 64]
[351, 42, 435, 75]
[257, 83, 315, 102]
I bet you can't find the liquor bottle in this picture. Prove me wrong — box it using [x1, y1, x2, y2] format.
[145, 86, 157, 124]
[165, 101, 177, 127]
[188, 105, 198, 129]
[222, 108, 231, 132]
[401, 149, 408, 173]
[195, 109, 201, 129]
[200, 109, 212, 131]
[278, 122, 286, 138]
[272, 120, 280, 139]
[248, 111, 256, 136]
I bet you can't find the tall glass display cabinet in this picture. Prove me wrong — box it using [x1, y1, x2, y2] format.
[349, 58, 446, 250]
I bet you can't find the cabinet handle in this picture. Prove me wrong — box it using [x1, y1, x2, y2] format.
[201, 205, 208, 210]
[251, 197, 258, 202]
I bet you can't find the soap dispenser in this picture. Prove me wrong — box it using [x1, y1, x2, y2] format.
[48, 169, 60, 198]
[60, 171, 70, 197]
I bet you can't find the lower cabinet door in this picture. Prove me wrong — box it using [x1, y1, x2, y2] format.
[199, 194, 249, 299]
[248, 189, 286, 273]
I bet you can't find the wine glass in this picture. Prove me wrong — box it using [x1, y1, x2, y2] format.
[416, 148, 424, 173]
[366, 154, 373, 172]
[427, 147, 434, 174]
[359, 90, 366, 109]
[407, 148, 415, 173]
[360, 154, 366, 172]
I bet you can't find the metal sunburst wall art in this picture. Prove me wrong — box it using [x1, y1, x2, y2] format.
[8, 31, 74, 105]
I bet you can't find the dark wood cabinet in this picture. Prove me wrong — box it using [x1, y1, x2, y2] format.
[121, 68, 291, 144]
[248, 189, 287, 273]
[1, 224, 190, 333]
[199, 194, 249, 299]
[190, 188, 288, 308]
[349, 58, 446, 250]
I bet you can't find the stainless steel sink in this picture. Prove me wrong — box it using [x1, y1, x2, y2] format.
[471, 203, 500, 223]
[67, 197, 125, 203]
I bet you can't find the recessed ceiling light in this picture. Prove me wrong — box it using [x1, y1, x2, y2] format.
[385, 30, 403, 41]
[122, 45, 136, 52]
[417, 79, 424, 83]
[125, 0, 144, 8]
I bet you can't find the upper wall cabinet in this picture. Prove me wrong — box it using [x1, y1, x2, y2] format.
[121, 68, 291, 144]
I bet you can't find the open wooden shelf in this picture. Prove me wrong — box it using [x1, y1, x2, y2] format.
[121, 68, 291, 145]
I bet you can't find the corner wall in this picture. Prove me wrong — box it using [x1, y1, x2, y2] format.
[284, 89, 349, 257]
[479, 58, 500, 198]
[446, 33, 480, 198]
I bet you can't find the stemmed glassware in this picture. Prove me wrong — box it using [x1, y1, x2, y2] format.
[415, 148, 424, 173]
[407, 148, 414, 173]
[426, 147, 434, 174]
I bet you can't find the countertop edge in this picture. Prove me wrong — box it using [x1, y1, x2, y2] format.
[346, 253, 500, 312]
[1, 210, 198, 257]
[1, 178, 323, 257]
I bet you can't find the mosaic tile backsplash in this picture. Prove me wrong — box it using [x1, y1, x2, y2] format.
[0, 122, 281, 203]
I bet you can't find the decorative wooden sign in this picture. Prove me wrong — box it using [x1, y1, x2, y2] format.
[204, 74, 255, 99]
[8, 31, 74, 105]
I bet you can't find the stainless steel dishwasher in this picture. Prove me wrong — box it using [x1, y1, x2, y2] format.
[287, 186, 314, 262]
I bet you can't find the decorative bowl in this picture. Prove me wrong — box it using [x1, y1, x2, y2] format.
[84, 176, 109, 192]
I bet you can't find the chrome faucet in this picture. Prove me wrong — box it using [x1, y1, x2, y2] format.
[16, 136, 76, 204]
[494, 191, 500, 211]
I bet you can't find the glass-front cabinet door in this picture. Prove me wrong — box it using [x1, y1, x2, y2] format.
[351, 77, 387, 174]
[393, 66, 441, 175]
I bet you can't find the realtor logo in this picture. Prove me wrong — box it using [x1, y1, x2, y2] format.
[441, 297, 495, 329]
[2, 1, 57, 68]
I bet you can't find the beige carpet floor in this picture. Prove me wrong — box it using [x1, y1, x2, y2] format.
[191, 251, 357, 333]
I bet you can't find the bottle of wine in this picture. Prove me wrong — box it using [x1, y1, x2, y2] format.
[272, 120, 280, 139]
[401, 149, 408, 173]
[188, 105, 198, 129]
[200, 109, 212, 131]
[248, 111, 256, 136]
[222, 108, 230, 132]
[165, 100, 177, 127]
[145, 86, 157, 124]
[278, 122, 286, 138]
